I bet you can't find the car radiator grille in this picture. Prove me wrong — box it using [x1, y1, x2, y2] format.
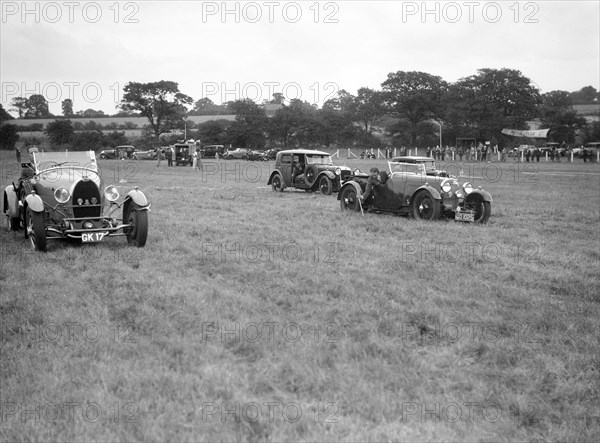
[341, 171, 351, 180]
[72, 181, 102, 219]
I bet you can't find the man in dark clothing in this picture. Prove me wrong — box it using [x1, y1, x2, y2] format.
[361, 167, 381, 209]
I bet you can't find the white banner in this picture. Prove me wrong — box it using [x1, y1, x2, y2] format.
[501, 128, 550, 138]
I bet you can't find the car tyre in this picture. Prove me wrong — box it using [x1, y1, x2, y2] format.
[319, 176, 332, 195]
[26, 207, 46, 251]
[466, 194, 491, 224]
[125, 205, 148, 247]
[412, 191, 441, 221]
[340, 186, 361, 212]
[271, 174, 284, 192]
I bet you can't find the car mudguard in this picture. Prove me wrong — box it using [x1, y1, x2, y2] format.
[319, 171, 336, 181]
[125, 188, 150, 209]
[410, 185, 441, 205]
[337, 181, 363, 200]
[3, 185, 19, 218]
[267, 170, 283, 185]
[24, 192, 44, 212]
[466, 189, 493, 203]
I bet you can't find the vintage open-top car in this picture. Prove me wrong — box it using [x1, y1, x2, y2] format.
[268, 149, 352, 195]
[3, 148, 150, 251]
[338, 156, 492, 223]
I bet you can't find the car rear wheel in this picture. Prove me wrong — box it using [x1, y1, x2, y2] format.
[412, 191, 441, 221]
[271, 174, 284, 192]
[466, 195, 491, 224]
[340, 186, 361, 212]
[26, 207, 46, 251]
[125, 205, 148, 247]
[319, 176, 332, 195]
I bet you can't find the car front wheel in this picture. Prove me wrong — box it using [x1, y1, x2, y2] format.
[26, 207, 46, 251]
[340, 186, 361, 212]
[319, 176, 332, 195]
[466, 195, 491, 224]
[412, 191, 441, 221]
[271, 174, 284, 192]
[125, 205, 148, 247]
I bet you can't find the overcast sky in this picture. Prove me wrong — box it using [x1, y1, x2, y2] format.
[1, 0, 599, 116]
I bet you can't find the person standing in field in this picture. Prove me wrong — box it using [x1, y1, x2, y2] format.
[193, 148, 203, 171]
[156, 148, 163, 167]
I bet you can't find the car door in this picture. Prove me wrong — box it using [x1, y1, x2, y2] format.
[280, 154, 293, 185]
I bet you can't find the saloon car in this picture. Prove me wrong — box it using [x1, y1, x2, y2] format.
[224, 148, 250, 160]
[132, 148, 157, 160]
[267, 149, 352, 195]
[3, 148, 150, 251]
[99, 145, 135, 159]
[338, 156, 492, 223]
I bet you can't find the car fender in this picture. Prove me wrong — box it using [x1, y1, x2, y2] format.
[410, 185, 441, 205]
[24, 192, 44, 212]
[125, 188, 150, 208]
[467, 189, 493, 203]
[3, 185, 19, 218]
[267, 170, 285, 185]
[337, 181, 363, 201]
[318, 171, 336, 181]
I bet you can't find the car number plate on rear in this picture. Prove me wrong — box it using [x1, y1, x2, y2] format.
[81, 232, 106, 243]
[455, 212, 475, 222]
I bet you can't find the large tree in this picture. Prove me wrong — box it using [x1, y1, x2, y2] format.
[227, 99, 268, 149]
[10, 97, 27, 118]
[540, 91, 587, 144]
[0, 104, 14, 124]
[349, 87, 386, 135]
[45, 119, 74, 145]
[24, 94, 51, 118]
[381, 71, 447, 145]
[119, 81, 193, 139]
[62, 99, 74, 117]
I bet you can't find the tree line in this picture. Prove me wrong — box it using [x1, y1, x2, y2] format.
[1, 68, 599, 151]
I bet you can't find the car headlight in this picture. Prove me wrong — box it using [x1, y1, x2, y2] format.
[353, 169, 361, 175]
[462, 182, 473, 194]
[335, 168, 341, 176]
[441, 179, 452, 193]
[54, 187, 70, 203]
[104, 185, 120, 202]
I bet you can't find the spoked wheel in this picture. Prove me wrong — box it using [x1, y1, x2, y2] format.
[412, 191, 441, 221]
[340, 187, 361, 212]
[125, 205, 148, 247]
[26, 207, 46, 251]
[271, 174, 284, 192]
[319, 176, 332, 195]
[466, 195, 491, 224]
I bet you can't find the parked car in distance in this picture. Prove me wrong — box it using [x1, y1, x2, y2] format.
[267, 149, 352, 195]
[248, 150, 268, 161]
[201, 145, 225, 158]
[265, 148, 282, 160]
[224, 148, 249, 160]
[338, 156, 492, 223]
[99, 145, 135, 159]
[133, 148, 157, 160]
[3, 148, 150, 251]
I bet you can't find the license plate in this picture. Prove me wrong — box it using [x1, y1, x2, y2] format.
[455, 212, 475, 222]
[81, 232, 107, 243]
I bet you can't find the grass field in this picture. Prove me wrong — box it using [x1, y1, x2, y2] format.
[1, 152, 599, 442]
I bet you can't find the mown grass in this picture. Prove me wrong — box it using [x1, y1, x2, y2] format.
[1, 152, 599, 442]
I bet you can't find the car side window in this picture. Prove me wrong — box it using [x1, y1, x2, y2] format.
[281, 154, 292, 165]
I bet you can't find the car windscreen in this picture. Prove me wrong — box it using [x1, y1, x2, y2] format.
[33, 151, 98, 172]
[306, 155, 332, 165]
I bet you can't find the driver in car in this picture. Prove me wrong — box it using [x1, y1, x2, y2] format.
[292, 156, 304, 182]
[361, 167, 381, 208]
